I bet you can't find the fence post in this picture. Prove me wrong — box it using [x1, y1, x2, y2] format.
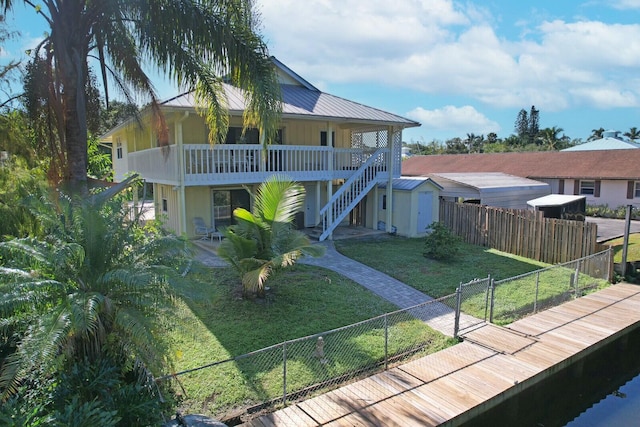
[574, 261, 581, 297]
[607, 248, 613, 282]
[489, 278, 496, 324]
[384, 314, 389, 370]
[454, 283, 462, 339]
[534, 271, 540, 313]
[483, 275, 491, 322]
[282, 342, 287, 405]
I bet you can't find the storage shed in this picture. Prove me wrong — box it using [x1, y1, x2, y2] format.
[429, 172, 551, 209]
[527, 194, 587, 221]
[367, 177, 442, 237]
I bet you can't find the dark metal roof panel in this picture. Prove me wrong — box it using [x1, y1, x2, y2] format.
[162, 84, 420, 127]
[378, 177, 442, 191]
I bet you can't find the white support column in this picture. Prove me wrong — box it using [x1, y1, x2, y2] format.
[316, 181, 321, 225]
[326, 179, 333, 240]
[327, 122, 334, 239]
[385, 126, 394, 234]
[373, 186, 379, 230]
[176, 112, 189, 236]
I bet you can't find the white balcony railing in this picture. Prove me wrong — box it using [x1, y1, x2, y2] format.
[127, 144, 397, 185]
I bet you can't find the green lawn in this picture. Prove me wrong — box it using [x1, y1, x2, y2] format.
[335, 236, 549, 297]
[335, 235, 609, 325]
[163, 263, 454, 416]
[164, 235, 610, 417]
[604, 233, 640, 263]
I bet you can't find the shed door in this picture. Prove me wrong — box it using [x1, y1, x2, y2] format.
[417, 191, 433, 233]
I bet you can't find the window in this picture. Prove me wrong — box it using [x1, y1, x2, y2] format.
[212, 189, 250, 229]
[225, 127, 260, 144]
[320, 131, 335, 147]
[161, 187, 168, 213]
[636, 182, 640, 198]
[116, 141, 123, 159]
[580, 180, 595, 195]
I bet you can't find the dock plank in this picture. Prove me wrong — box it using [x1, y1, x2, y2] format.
[240, 284, 640, 426]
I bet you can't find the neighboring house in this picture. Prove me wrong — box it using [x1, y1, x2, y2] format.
[562, 130, 640, 151]
[374, 177, 442, 237]
[402, 150, 640, 209]
[101, 57, 420, 240]
[428, 172, 550, 209]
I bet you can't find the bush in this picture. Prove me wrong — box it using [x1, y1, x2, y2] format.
[423, 222, 462, 261]
[0, 357, 169, 426]
[587, 204, 640, 220]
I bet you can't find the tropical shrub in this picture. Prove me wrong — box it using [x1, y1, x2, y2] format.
[0, 181, 190, 421]
[423, 221, 462, 261]
[217, 176, 324, 298]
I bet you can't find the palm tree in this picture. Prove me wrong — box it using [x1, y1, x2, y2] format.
[0, 181, 191, 399]
[217, 176, 324, 298]
[588, 127, 605, 141]
[624, 127, 640, 141]
[539, 126, 565, 150]
[2, 0, 281, 188]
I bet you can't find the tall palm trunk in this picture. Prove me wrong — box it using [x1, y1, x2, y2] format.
[52, 3, 90, 186]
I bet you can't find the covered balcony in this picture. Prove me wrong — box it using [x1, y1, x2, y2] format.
[128, 143, 401, 186]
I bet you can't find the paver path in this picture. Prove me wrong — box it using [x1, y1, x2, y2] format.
[194, 240, 481, 336]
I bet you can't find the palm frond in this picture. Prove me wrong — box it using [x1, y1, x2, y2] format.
[254, 175, 305, 224]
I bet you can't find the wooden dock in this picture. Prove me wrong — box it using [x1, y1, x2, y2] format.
[239, 284, 640, 426]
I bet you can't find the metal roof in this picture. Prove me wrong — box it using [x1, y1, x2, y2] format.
[101, 57, 420, 141]
[527, 194, 586, 208]
[562, 136, 640, 151]
[161, 84, 420, 127]
[378, 177, 443, 191]
[429, 172, 549, 191]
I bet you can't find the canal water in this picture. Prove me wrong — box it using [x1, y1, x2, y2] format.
[459, 328, 640, 427]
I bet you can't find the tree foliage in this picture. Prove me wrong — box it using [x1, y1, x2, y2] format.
[0, 180, 192, 402]
[2, 0, 282, 188]
[217, 176, 324, 298]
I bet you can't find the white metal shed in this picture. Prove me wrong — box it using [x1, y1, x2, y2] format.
[430, 172, 551, 209]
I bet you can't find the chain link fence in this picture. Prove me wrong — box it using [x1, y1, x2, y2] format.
[157, 295, 457, 419]
[456, 249, 612, 326]
[159, 249, 612, 420]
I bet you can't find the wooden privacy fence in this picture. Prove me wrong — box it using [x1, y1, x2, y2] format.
[439, 201, 599, 264]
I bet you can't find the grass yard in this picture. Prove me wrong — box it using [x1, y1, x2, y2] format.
[163, 263, 454, 417]
[459, 265, 610, 325]
[604, 233, 640, 263]
[335, 236, 549, 297]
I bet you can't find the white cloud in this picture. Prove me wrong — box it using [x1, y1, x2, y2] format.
[257, 0, 640, 111]
[610, 0, 640, 10]
[407, 105, 500, 134]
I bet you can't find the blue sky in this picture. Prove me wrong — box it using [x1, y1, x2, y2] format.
[3, 0, 640, 143]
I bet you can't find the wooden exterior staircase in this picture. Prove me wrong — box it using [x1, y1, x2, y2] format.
[318, 148, 390, 241]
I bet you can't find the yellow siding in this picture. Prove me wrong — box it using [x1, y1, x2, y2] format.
[185, 187, 213, 237]
[281, 121, 350, 148]
[181, 115, 207, 144]
[156, 184, 180, 235]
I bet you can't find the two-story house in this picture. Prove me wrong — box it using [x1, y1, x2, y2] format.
[101, 58, 420, 240]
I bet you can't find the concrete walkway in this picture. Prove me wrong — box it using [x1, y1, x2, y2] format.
[193, 240, 481, 336]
